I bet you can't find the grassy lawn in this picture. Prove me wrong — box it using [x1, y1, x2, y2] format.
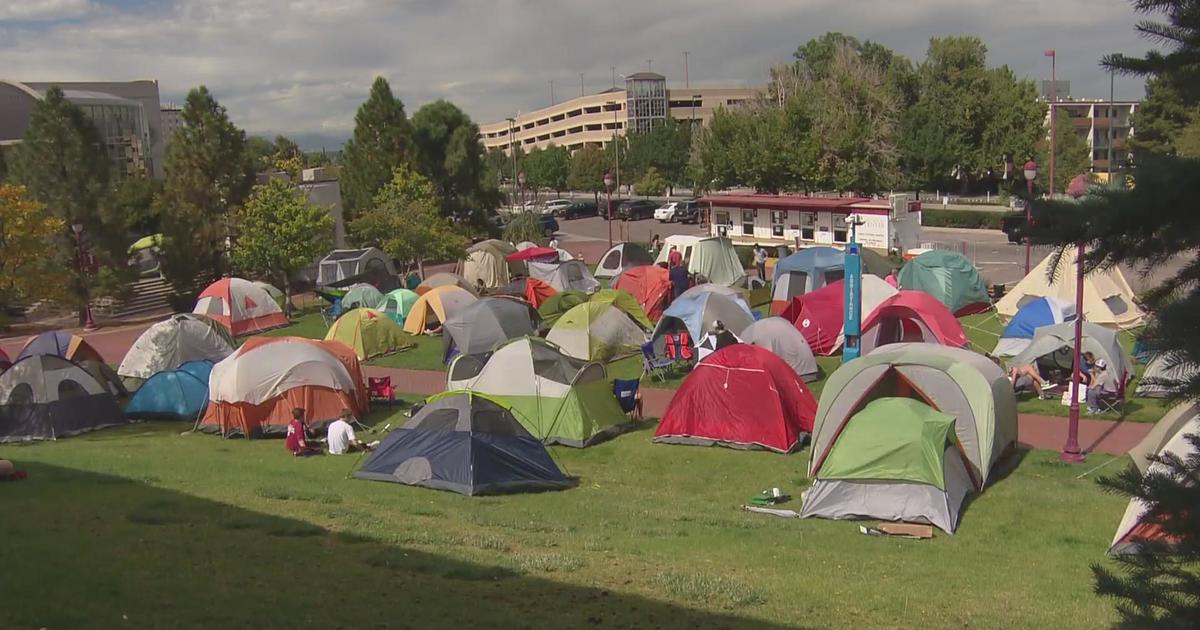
[1, 408, 1129, 629]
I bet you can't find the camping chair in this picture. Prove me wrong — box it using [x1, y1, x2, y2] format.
[612, 379, 642, 419]
[322, 298, 343, 326]
[367, 376, 396, 403]
[642, 342, 673, 382]
[663, 333, 677, 361]
[677, 331, 694, 362]
[1094, 379, 1127, 417]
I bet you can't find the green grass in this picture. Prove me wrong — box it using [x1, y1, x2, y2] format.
[1, 413, 1130, 628]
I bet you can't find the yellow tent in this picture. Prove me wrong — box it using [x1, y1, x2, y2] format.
[324, 308, 409, 360]
[403, 285, 479, 335]
[997, 248, 1145, 329]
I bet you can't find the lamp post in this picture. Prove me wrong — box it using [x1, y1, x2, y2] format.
[1023, 160, 1038, 274]
[604, 171, 615, 248]
[507, 117, 517, 207]
[71, 223, 97, 331]
[1046, 49, 1057, 196]
[1061, 174, 1089, 464]
[517, 171, 526, 209]
[842, 214, 866, 363]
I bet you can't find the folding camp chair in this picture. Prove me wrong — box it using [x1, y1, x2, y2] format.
[1094, 380, 1127, 417]
[612, 379, 642, 419]
[677, 331, 694, 362]
[663, 333, 677, 361]
[642, 342, 673, 382]
[367, 376, 396, 403]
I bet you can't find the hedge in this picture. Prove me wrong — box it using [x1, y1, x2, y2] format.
[920, 208, 1003, 230]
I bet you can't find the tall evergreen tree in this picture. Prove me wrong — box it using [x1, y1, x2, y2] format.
[159, 86, 254, 295]
[341, 77, 416, 219]
[411, 100, 498, 219]
[1027, 3, 1200, 623]
[9, 86, 129, 320]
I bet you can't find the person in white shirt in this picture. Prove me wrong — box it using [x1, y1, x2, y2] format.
[326, 409, 369, 455]
[548, 237, 559, 250]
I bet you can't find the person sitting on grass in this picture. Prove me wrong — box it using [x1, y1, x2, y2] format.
[1008, 364, 1045, 399]
[285, 408, 322, 457]
[327, 409, 371, 455]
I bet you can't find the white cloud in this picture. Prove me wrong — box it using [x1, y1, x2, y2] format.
[0, 0, 94, 21]
[0, 0, 1154, 147]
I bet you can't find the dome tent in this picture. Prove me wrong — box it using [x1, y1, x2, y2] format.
[494, 277, 557, 309]
[377, 288, 420, 325]
[528, 260, 600, 294]
[858, 290, 969, 355]
[595, 242, 654, 278]
[590, 288, 653, 330]
[0, 355, 128, 442]
[654, 344, 817, 453]
[252, 280, 286, 309]
[898, 250, 991, 316]
[801, 397, 973, 533]
[316, 247, 397, 289]
[403, 285, 479, 335]
[193, 277, 288, 336]
[537, 290, 589, 329]
[1009, 321, 1135, 392]
[612, 265, 671, 322]
[443, 297, 539, 361]
[650, 291, 754, 357]
[782, 275, 897, 356]
[1136, 352, 1200, 398]
[546, 302, 647, 362]
[770, 247, 845, 314]
[354, 391, 572, 496]
[118, 313, 236, 390]
[447, 337, 632, 447]
[996, 248, 1145, 329]
[416, 273, 478, 296]
[17, 330, 104, 363]
[740, 316, 819, 382]
[460, 239, 524, 289]
[324, 308, 409, 360]
[687, 236, 746, 287]
[809, 343, 1017, 490]
[125, 360, 212, 421]
[340, 283, 384, 311]
[993, 296, 1076, 357]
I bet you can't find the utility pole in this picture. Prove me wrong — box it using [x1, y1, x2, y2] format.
[647, 59, 652, 72]
[580, 73, 584, 97]
[683, 51, 690, 87]
[550, 80, 555, 106]
[1046, 49, 1057, 196]
[507, 117, 518, 207]
[611, 66, 616, 89]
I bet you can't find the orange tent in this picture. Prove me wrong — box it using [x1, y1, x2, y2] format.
[613, 264, 671, 322]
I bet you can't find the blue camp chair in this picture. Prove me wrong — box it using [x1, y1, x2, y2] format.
[612, 379, 641, 418]
[641, 342, 673, 382]
[322, 298, 343, 326]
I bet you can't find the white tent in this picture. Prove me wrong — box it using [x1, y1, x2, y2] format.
[529, 260, 600, 294]
[996, 249, 1145, 329]
[316, 248, 396, 287]
[118, 314, 236, 389]
[595, 242, 654, 278]
[1136, 352, 1200, 398]
[654, 235, 701, 265]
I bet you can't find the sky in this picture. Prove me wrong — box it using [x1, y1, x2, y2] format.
[0, 0, 1155, 149]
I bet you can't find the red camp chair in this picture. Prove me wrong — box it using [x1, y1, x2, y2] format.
[663, 333, 677, 361]
[367, 376, 395, 402]
[678, 331, 694, 362]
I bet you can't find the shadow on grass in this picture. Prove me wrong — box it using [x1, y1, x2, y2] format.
[0, 462, 799, 629]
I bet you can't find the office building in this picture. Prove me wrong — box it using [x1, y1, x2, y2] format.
[0, 79, 164, 178]
[479, 72, 758, 154]
[160, 103, 183, 144]
[1049, 99, 1138, 177]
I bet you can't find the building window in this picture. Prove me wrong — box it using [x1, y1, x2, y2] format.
[742, 210, 755, 236]
[800, 212, 816, 241]
[833, 225, 848, 243]
[771, 210, 786, 238]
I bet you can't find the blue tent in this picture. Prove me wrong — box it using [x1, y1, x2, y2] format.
[125, 360, 212, 421]
[354, 391, 571, 496]
[650, 291, 755, 355]
[771, 247, 846, 313]
[993, 297, 1075, 357]
[16, 330, 104, 363]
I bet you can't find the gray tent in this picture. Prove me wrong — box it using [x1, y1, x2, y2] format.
[443, 297, 538, 361]
[528, 260, 600, 294]
[595, 242, 654, 278]
[1009, 321, 1135, 390]
[740, 317, 819, 382]
[650, 291, 756, 356]
[0, 355, 128, 442]
[316, 248, 397, 288]
[1136, 352, 1200, 398]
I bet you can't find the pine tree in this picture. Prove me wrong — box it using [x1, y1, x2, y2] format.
[159, 86, 254, 296]
[341, 77, 416, 219]
[1028, 3, 1200, 624]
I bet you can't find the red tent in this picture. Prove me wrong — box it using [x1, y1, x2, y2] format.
[782, 280, 846, 356]
[860, 290, 968, 354]
[654, 344, 817, 453]
[613, 264, 671, 322]
[506, 247, 558, 262]
[0, 346, 9, 369]
[522, 277, 557, 309]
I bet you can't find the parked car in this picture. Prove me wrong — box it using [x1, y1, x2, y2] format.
[557, 200, 598, 219]
[539, 214, 560, 236]
[655, 200, 701, 223]
[543, 199, 574, 215]
[617, 199, 657, 221]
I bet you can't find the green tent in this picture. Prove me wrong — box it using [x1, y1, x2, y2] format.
[898, 250, 991, 316]
[324, 308, 410, 360]
[537, 290, 589, 328]
[820, 398, 957, 488]
[590, 288, 653, 330]
[545, 302, 647, 362]
[689, 237, 746, 287]
[342, 284, 384, 311]
[446, 337, 633, 447]
[377, 288, 420, 324]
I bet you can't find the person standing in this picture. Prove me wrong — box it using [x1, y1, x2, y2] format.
[649, 234, 661, 257]
[670, 261, 689, 301]
[753, 244, 768, 281]
[668, 245, 683, 269]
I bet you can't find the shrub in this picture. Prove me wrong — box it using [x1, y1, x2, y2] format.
[920, 208, 1002, 230]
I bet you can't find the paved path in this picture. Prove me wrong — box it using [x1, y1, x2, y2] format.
[362, 366, 1151, 457]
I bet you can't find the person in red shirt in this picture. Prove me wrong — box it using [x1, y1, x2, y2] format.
[285, 408, 321, 456]
[667, 245, 683, 269]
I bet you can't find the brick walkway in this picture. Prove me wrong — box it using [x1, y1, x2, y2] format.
[363, 365, 1152, 457]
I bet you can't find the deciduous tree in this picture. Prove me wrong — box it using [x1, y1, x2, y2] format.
[567, 144, 607, 203]
[232, 178, 333, 305]
[523, 144, 570, 194]
[349, 164, 464, 273]
[634, 166, 667, 197]
[1035, 113, 1093, 193]
[341, 77, 416, 218]
[0, 185, 69, 325]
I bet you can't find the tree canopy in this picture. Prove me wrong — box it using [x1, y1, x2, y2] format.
[624, 118, 692, 188]
[0, 184, 70, 323]
[349, 163, 464, 268]
[522, 144, 570, 193]
[567, 144, 607, 200]
[411, 99, 498, 218]
[1035, 113, 1093, 192]
[232, 178, 333, 296]
[340, 77, 416, 218]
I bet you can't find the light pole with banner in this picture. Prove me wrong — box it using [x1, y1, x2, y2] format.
[842, 214, 866, 363]
[604, 171, 615, 248]
[1023, 160, 1038, 274]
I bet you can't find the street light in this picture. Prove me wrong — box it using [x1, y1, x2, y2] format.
[517, 171, 526, 208]
[603, 171, 615, 248]
[1045, 49, 1057, 196]
[1061, 174, 1090, 464]
[1023, 159, 1038, 274]
[71, 223, 97, 331]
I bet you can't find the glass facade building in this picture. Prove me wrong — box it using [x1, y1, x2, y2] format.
[70, 92, 152, 177]
[624, 72, 667, 135]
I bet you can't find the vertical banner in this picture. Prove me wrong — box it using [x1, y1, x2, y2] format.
[843, 241, 862, 362]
